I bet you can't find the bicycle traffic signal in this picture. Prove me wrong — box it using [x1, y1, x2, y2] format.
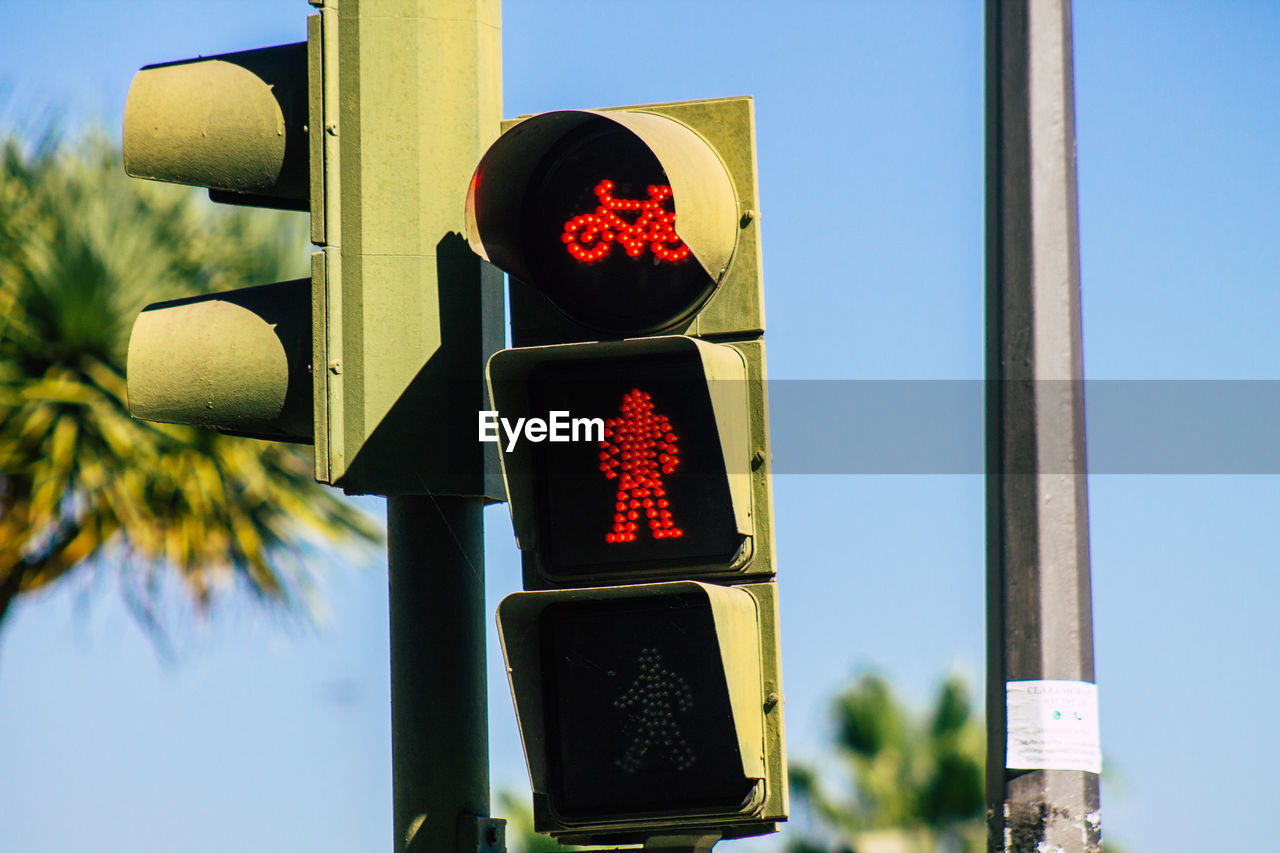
[122, 2, 502, 498]
[468, 97, 764, 346]
[471, 97, 786, 844]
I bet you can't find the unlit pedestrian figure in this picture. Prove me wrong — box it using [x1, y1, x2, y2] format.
[613, 646, 696, 774]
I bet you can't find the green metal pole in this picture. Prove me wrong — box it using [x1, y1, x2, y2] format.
[327, 0, 503, 850]
[388, 495, 491, 853]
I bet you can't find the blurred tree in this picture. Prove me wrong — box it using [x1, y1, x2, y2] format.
[0, 131, 381, 644]
[499, 673, 1126, 853]
[787, 674, 986, 853]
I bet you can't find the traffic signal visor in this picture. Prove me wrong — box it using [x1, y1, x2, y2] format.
[123, 42, 310, 210]
[121, 36, 319, 443]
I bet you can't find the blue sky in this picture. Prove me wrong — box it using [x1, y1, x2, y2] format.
[3, 1, 1280, 851]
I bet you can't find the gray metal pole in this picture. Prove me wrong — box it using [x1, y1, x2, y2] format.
[984, 1, 1101, 851]
[388, 495, 494, 853]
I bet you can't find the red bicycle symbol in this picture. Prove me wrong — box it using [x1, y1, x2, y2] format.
[561, 179, 691, 264]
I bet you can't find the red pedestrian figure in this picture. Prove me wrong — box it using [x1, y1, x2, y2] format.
[597, 388, 684, 544]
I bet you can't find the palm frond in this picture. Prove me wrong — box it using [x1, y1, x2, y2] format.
[0, 129, 382, 637]
[788, 672, 987, 853]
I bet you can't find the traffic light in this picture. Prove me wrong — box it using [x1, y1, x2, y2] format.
[487, 335, 761, 588]
[122, 2, 503, 498]
[469, 97, 786, 844]
[467, 99, 763, 346]
[498, 581, 782, 842]
[123, 39, 316, 443]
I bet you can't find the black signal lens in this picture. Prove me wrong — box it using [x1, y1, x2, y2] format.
[541, 593, 757, 821]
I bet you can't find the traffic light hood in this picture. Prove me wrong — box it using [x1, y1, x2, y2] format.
[127, 280, 313, 442]
[123, 43, 310, 210]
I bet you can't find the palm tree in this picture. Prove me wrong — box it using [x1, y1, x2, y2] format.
[787, 674, 986, 853]
[0, 130, 381, 641]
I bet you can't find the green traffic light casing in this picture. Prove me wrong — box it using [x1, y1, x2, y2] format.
[487, 336, 776, 589]
[122, 2, 504, 498]
[497, 580, 786, 844]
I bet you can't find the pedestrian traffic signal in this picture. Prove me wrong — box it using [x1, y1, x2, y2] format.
[474, 96, 786, 845]
[486, 336, 759, 588]
[498, 581, 784, 843]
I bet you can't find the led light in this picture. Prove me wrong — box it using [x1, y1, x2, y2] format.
[600, 387, 685, 544]
[562, 180, 690, 265]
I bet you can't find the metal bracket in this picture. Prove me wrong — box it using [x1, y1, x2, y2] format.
[458, 815, 507, 853]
